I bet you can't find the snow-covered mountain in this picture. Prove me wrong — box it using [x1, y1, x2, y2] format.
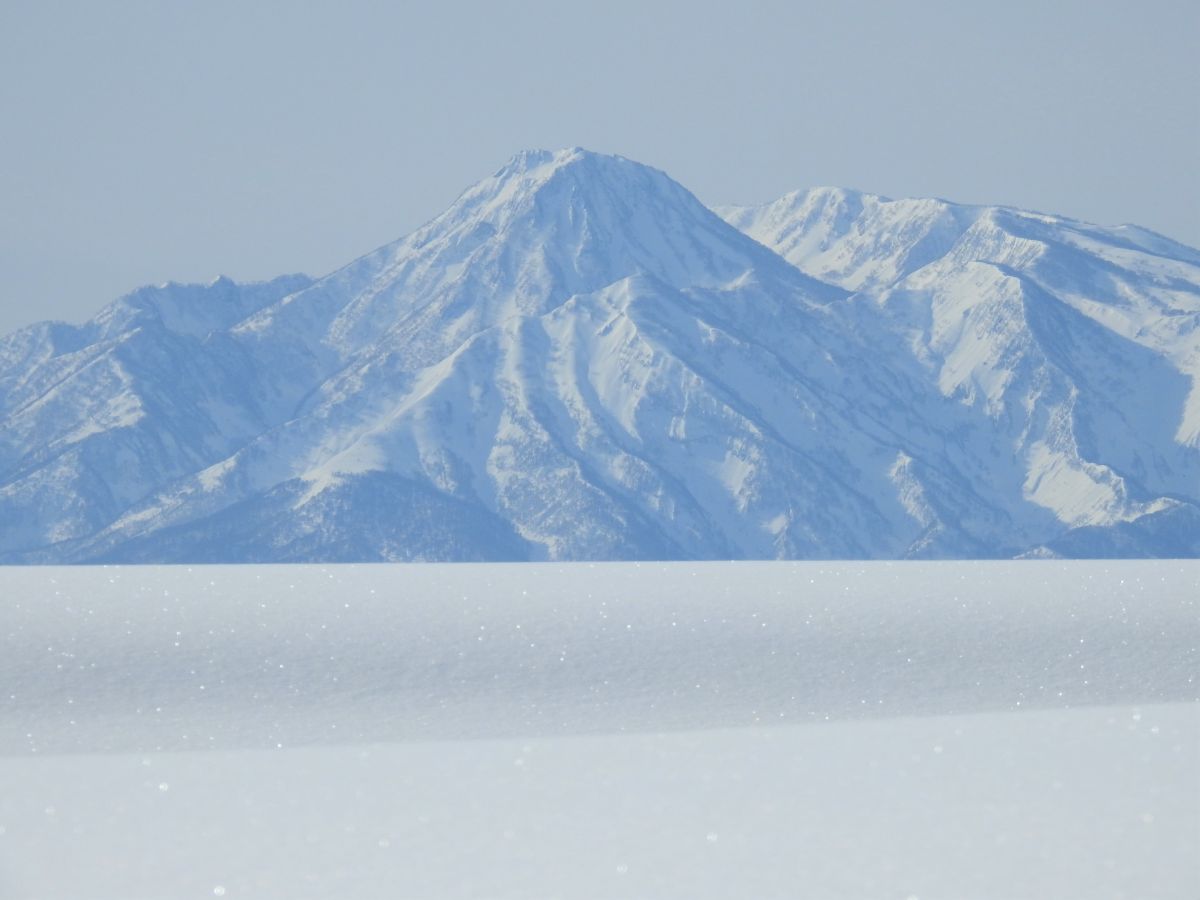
[721, 188, 1200, 556]
[2, 150, 1197, 561]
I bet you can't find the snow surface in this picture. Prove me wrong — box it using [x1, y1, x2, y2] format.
[1, 561, 1197, 898]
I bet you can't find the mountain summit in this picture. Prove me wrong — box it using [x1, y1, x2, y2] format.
[2, 150, 1197, 562]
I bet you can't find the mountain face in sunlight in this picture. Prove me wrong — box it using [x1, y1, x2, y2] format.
[2, 150, 1198, 562]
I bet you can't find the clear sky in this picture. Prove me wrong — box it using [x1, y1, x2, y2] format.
[1, 0, 1197, 335]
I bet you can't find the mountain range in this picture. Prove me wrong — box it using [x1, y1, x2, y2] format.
[2, 148, 1197, 562]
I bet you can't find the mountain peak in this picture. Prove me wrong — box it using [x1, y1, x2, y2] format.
[492, 146, 590, 178]
[224, 146, 821, 386]
[465, 146, 682, 215]
[395, 146, 801, 303]
[492, 146, 645, 177]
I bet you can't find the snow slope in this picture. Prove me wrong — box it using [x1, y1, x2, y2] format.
[2, 151, 1198, 562]
[723, 188, 1200, 555]
[1, 561, 1196, 898]
[0, 274, 312, 553]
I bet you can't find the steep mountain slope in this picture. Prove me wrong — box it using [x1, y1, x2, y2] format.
[0, 274, 312, 554]
[2, 152, 1197, 561]
[51, 150, 946, 562]
[723, 189, 1200, 556]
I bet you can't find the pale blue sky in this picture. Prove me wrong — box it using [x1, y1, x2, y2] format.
[1, 0, 1197, 335]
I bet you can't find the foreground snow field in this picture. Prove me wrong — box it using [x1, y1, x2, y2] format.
[1, 561, 1197, 898]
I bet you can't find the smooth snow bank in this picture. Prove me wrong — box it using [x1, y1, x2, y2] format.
[2, 561, 1196, 754]
[1, 704, 1195, 900]
[0, 561, 1196, 898]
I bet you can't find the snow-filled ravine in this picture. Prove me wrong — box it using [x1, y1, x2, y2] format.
[1, 561, 1197, 898]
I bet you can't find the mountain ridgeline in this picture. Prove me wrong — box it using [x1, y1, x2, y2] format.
[3, 149, 1198, 562]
